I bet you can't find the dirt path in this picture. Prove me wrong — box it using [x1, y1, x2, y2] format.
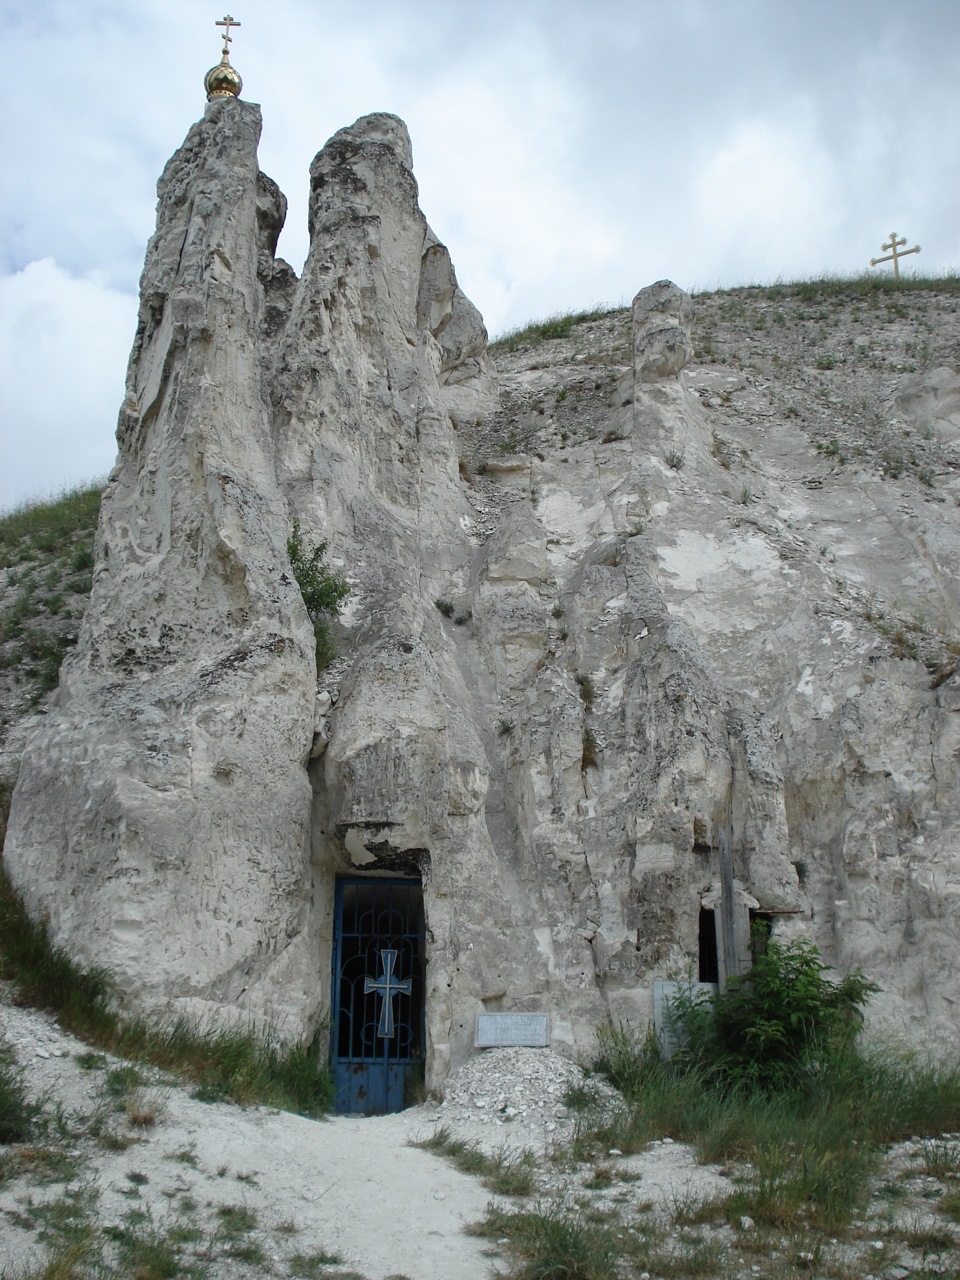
[5, 993, 959, 1279]
[0, 996, 496, 1279]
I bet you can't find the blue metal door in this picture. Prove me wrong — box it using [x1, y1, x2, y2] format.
[331, 877, 425, 1115]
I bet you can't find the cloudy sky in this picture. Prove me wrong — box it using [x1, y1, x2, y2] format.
[1, 0, 957, 511]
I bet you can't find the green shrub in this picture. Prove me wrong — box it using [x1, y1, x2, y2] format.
[287, 520, 349, 672]
[670, 936, 878, 1089]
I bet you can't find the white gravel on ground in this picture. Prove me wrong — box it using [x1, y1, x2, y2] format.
[4, 990, 959, 1279]
[1, 994, 496, 1279]
[1, 990, 735, 1278]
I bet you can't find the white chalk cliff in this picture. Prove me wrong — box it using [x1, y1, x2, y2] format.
[4, 97, 959, 1082]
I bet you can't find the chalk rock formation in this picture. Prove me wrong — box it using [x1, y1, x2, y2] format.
[634, 279, 694, 382]
[5, 101, 321, 1035]
[3, 101, 526, 1077]
[485, 289, 960, 1049]
[4, 97, 959, 1083]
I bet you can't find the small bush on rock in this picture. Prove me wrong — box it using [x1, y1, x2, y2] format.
[670, 935, 878, 1090]
[287, 520, 349, 672]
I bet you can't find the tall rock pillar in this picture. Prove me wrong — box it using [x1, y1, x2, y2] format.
[4, 99, 320, 1036]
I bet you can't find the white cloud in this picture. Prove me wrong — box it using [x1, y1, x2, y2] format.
[0, 260, 135, 511]
[407, 73, 618, 335]
[1, 0, 958, 505]
[694, 112, 841, 281]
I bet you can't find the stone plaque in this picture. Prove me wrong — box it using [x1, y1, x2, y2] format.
[475, 1013, 550, 1048]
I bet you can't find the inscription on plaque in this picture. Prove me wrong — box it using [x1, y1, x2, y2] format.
[475, 1013, 550, 1048]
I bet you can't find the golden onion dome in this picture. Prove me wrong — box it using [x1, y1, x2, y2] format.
[205, 15, 243, 101]
[204, 54, 243, 100]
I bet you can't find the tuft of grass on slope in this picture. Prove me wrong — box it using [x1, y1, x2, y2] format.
[693, 272, 960, 303]
[470, 1198, 622, 1280]
[0, 858, 334, 1118]
[0, 1039, 42, 1144]
[489, 306, 623, 354]
[0, 482, 104, 569]
[415, 1126, 537, 1196]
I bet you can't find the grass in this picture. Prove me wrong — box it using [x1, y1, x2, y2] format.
[489, 305, 621, 354]
[14, 1189, 272, 1279]
[0, 485, 102, 705]
[485, 274, 958, 367]
[0, 482, 103, 569]
[941, 1189, 960, 1223]
[463, 1016, 960, 1280]
[290, 1250, 345, 1277]
[693, 273, 960, 304]
[578, 1022, 960, 1233]
[470, 1199, 621, 1280]
[0, 1041, 41, 1144]
[414, 1127, 537, 1196]
[0, 858, 334, 1118]
[917, 1138, 960, 1178]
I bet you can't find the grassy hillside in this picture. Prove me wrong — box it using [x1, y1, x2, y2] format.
[0, 482, 102, 740]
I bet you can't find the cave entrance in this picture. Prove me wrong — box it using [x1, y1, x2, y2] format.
[330, 876, 425, 1115]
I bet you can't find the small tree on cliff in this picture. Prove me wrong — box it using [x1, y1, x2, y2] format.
[287, 520, 349, 671]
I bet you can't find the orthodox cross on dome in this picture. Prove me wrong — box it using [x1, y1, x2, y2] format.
[216, 14, 241, 55]
[364, 949, 411, 1039]
[869, 231, 920, 280]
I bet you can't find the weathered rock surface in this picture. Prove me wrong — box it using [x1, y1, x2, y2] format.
[3, 98, 959, 1080]
[5, 100, 320, 1036]
[486, 289, 960, 1048]
[633, 278, 695, 382]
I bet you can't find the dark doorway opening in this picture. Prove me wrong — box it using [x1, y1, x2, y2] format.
[331, 877, 425, 1115]
[698, 906, 720, 984]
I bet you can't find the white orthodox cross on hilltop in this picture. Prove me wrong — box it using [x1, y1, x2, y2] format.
[869, 231, 921, 279]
